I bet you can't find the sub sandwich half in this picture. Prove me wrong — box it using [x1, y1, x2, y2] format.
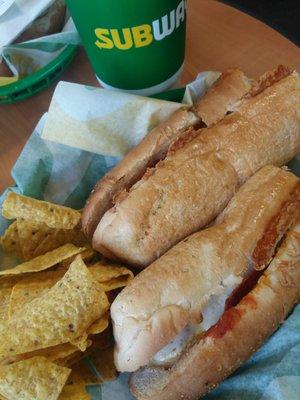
[91, 66, 300, 267]
[110, 165, 300, 399]
[82, 69, 251, 239]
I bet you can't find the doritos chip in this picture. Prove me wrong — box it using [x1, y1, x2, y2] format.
[0, 221, 23, 260]
[17, 219, 52, 261]
[89, 262, 134, 291]
[2, 192, 81, 229]
[0, 256, 109, 359]
[0, 244, 84, 277]
[0, 356, 71, 400]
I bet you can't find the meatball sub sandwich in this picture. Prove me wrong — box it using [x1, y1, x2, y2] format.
[88, 66, 300, 267]
[111, 165, 300, 399]
[82, 68, 251, 239]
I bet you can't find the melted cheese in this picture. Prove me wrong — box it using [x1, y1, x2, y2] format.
[152, 275, 243, 366]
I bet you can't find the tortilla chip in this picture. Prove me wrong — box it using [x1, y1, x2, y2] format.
[8, 277, 57, 318]
[0, 244, 84, 276]
[43, 343, 79, 363]
[70, 333, 89, 352]
[2, 192, 81, 229]
[69, 315, 109, 351]
[57, 329, 112, 368]
[71, 229, 89, 247]
[0, 221, 23, 260]
[9, 276, 112, 321]
[89, 346, 117, 381]
[17, 219, 52, 261]
[0, 256, 109, 359]
[56, 342, 92, 368]
[0, 275, 26, 290]
[60, 247, 96, 269]
[89, 328, 113, 351]
[59, 358, 101, 399]
[0, 356, 71, 400]
[33, 228, 86, 259]
[73, 358, 101, 384]
[80, 248, 98, 262]
[87, 315, 109, 335]
[0, 288, 11, 323]
[4, 343, 79, 366]
[59, 383, 92, 400]
[89, 262, 134, 291]
[99, 276, 133, 292]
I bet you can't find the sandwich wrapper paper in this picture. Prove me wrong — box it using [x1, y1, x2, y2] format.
[0, 1, 80, 86]
[0, 73, 299, 400]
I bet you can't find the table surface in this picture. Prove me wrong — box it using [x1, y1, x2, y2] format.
[0, 0, 299, 193]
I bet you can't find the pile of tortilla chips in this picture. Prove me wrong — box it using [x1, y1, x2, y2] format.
[0, 192, 134, 400]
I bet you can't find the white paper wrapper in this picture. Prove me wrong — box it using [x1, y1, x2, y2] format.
[0, 0, 14, 17]
[0, 0, 55, 47]
[41, 72, 221, 157]
[41, 82, 182, 156]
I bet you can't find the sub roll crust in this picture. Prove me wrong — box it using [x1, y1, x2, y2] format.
[111, 166, 300, 373]
[94, 67, 300, 267]
[82, 69, 251, 239]
[130, 219, 300, 400]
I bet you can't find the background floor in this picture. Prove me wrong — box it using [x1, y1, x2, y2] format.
[222, 0, 299, 45]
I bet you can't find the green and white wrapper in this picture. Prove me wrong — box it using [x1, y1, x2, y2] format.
[0, 74, 299, 400]
[0, 3, 80, 86]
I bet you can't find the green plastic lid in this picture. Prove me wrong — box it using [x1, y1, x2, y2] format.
[0, 44, 78, 104]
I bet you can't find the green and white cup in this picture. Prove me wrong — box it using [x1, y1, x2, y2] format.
[66, 0, 187, 95]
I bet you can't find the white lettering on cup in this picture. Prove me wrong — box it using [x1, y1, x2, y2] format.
[153, 10, 175, 41]
[176, 0, 185, 28]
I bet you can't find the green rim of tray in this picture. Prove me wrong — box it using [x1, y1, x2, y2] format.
[0, 44, 78, 104]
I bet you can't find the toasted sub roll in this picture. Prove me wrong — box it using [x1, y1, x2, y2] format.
[94, 67, 300, 267]
[82, 69, 251, 239]
[130, 219, 300, 400]
[111, 166, 299, 372]
[193, 68, 252, 126]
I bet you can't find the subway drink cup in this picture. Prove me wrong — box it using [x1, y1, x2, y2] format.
[66, 0, 187, 95]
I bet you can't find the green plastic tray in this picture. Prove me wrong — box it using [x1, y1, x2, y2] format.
[0, 44, 78, 104]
